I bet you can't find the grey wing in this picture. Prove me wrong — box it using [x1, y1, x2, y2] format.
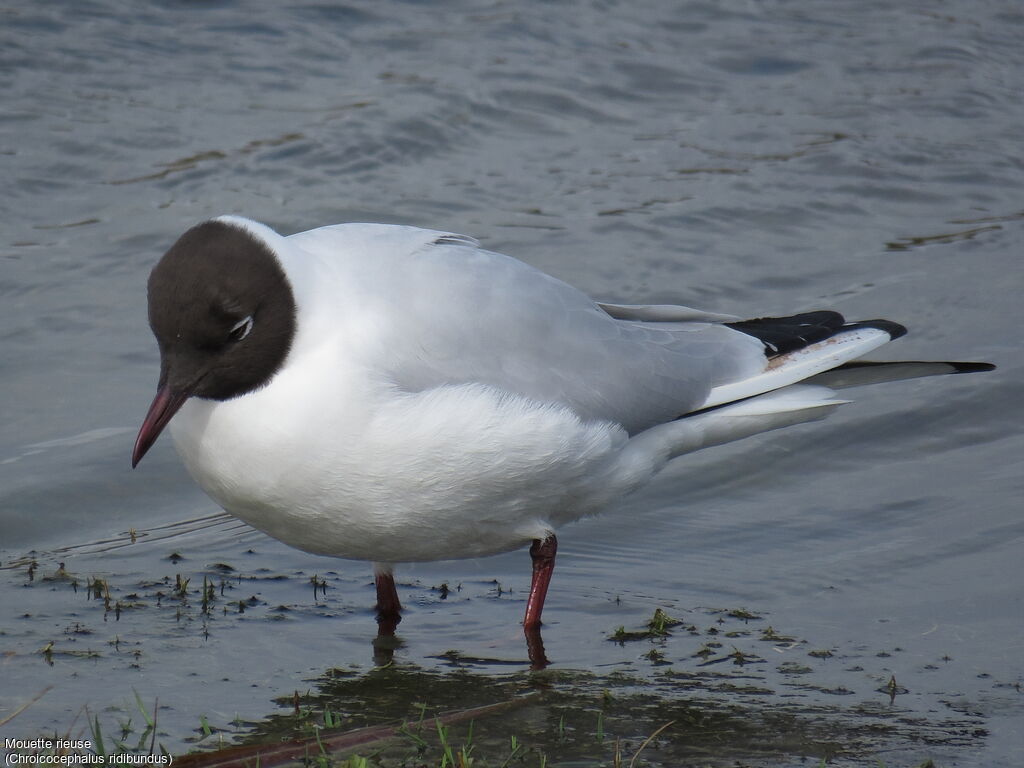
[597, 302, 741, 323]
[376, 238, 766, 433]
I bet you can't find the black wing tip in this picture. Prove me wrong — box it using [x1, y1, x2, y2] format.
[947, 361, 996, 373]
[845, 319, 908, 340]
[727, 312, 907, 358]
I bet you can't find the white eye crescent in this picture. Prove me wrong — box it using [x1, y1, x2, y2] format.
[229, 315, 253, 342]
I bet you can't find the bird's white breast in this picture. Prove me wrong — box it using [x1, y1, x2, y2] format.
[169, 371, 634, 562]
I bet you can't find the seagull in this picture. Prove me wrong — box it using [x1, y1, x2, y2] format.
[132, 216, 992, 665]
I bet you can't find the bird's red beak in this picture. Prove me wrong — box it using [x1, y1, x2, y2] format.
[132, 385, 190, 467]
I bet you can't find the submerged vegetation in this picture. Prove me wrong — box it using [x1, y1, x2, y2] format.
[4, 673, 957, 768]
[1, 548, 1001, 767]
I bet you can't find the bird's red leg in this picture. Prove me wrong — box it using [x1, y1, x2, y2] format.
[524, 534, 558, 629]
[374, 565, 402, 635]
[523, 534, 556, 668]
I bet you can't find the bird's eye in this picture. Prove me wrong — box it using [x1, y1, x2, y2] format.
[228, 315, 253, 342]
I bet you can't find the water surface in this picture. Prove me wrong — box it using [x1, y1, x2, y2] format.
[2, 1, 1022, 765]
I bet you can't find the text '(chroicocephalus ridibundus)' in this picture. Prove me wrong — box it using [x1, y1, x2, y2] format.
[131, 217, 993, 667]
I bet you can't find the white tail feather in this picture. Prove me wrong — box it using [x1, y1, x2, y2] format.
[619, 384, 847, 478]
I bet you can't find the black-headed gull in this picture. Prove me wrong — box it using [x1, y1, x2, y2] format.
[132, 217, 992, 665]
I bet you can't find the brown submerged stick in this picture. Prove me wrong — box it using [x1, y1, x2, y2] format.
[172, 693, 538, 768]
[0, 686, 53, 727]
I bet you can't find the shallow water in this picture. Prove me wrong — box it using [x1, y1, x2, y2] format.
[2, 0, 1022, 765]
